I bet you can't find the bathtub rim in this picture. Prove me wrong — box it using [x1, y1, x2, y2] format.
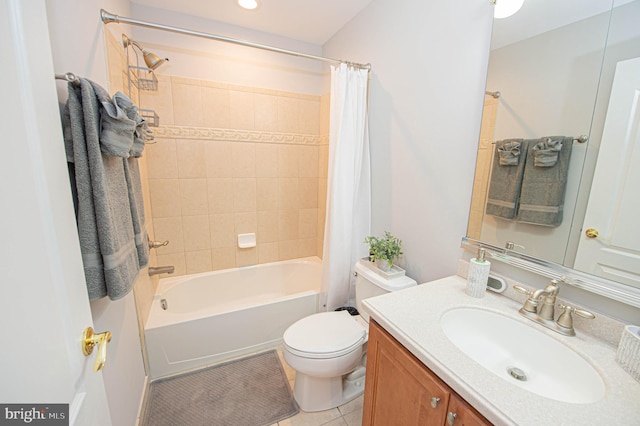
[155, 255, 321, 295]
[146, 256, 322, 330]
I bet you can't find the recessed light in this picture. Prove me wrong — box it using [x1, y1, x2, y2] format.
[493, 0, 524, 19]
[238, 0, 259, 10]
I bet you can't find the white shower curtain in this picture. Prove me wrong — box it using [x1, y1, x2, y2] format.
[320, 63, 371, 311]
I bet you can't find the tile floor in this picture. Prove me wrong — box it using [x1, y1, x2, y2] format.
[275, 349, 364, 426]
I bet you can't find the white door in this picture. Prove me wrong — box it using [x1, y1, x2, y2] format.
[0, 1, 111, 425]
[574, 57, 640, 287]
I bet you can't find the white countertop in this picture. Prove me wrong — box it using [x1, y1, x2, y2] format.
[362, 275, 640, 426]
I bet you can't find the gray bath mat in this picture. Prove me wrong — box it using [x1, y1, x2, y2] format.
[141, 350, 299, 426]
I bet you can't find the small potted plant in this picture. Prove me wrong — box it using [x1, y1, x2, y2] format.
[364, 231, 403, 272]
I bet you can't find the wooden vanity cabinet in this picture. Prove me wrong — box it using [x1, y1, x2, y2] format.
[446, 393, 490, 426]
[363, 319, 491, 426]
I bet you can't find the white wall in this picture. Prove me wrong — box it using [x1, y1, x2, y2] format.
[45, 1, 146, 425]
[129, 4, 325, 95]
[323, 0, 494, 283]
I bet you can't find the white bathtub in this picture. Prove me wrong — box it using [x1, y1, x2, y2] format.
[145, 257, 321, 379]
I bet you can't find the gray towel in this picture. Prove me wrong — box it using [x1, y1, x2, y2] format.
[516, 136, 573, 227]
[486, 139, 527, 220]
[124, 157, 149, 268]
[100, 91, 150, 267]
[63, 78, 145, 300]
[99, 91, 151, 158]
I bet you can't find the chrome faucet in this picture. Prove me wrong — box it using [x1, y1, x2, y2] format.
[521, 279, 560, 320]
[148, 265, 175, 276]
[514, 279, 594, 336]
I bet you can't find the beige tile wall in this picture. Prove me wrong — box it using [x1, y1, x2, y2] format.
[139, 75, 329, 276]
[467, 95, 499, 240]
[317, 94, 330, 257]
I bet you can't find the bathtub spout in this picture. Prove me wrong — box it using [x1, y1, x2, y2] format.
[149, 266, 175, 276]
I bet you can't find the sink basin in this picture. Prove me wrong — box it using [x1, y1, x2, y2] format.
[440, 307, 605, 403]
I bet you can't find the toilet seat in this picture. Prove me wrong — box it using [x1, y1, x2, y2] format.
[284, 311, 366, 359]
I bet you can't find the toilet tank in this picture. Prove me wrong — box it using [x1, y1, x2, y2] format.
[354, 261, 417, 323]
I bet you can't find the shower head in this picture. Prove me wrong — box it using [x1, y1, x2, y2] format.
[122, 34, 169, 70]
[142, 51, 168, 70]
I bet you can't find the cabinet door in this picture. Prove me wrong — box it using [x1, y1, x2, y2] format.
[363, 320, 450, 426]
[445, 393, 491, 426]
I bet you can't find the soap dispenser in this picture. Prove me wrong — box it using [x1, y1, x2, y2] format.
[467, 248, 490, 298]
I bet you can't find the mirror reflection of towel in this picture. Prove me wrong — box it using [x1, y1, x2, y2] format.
[498, 140, 522, 165]
[531, 137, 563, 167]
[486, 139, 527, 220]
[517, 136, 573, 227]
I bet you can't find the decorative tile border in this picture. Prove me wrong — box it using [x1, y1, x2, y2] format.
[153, 125, 328, 145]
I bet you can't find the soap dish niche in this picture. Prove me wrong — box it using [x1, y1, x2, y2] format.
[238, 233, 256, 249]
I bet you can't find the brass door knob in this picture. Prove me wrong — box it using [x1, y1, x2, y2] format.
[585, 228, 599, 238]
[82, 327, 112, 372]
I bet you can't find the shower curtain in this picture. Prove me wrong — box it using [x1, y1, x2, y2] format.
[320, 63, 371, 311]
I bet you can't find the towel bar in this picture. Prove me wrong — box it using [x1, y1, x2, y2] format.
[492, 135, 588, 144]
[55, 72, 80, 85]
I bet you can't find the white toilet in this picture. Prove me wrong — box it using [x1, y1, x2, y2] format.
[282, 260, 417, 412]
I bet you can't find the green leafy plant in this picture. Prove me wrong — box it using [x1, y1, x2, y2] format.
[364, 231, 403, 268]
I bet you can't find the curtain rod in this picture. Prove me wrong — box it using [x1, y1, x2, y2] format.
[100, 9, 371, 71]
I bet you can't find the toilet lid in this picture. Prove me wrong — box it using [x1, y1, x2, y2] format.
[283, 311, 366, 358]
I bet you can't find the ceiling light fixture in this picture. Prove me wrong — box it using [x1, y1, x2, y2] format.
[492, 0, 524, 19]
[238, 0, 259, 10]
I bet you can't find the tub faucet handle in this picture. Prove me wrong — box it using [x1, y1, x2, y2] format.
[148, 238, 169, 249]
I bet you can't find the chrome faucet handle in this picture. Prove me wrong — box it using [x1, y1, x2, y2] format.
[557, 304, 595, 333]
[513, 285, 540, 313]
[513, 285, 533, 297]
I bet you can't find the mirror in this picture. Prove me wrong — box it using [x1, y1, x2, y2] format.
[467, 0, 640, 298]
